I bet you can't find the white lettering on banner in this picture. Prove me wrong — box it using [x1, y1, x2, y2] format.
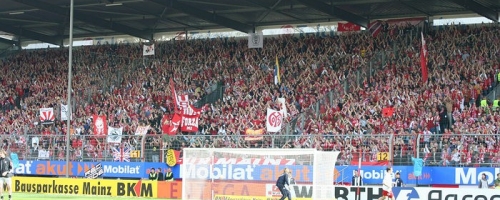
[359, 169, 398, 179]
[182, 117, 198, 127]
[184, 164, 254, 180]
[14, 161, 32, 174]
[183, 158, 296, 165]
[103, 165, 140, 174]
[262, 185, 500, 200]
[455, 168, 500, 184]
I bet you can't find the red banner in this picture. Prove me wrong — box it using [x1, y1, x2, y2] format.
[181, 115, 199, 132]
[161, 114, 170, 134]
[382, 107, 395, 117]
[169, 114, 182, 134]
[170, 78, 204, 133]
[337, 22, 361, 32]
[92, 115, 108, 136]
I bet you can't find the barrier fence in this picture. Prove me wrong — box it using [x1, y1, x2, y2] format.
[7, 133, 499, 168]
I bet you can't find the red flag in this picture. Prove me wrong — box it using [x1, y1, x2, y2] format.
[382, 107, 394, 117]
[92, 115, 108, 136]
[368, 20, 382, 37]
[180, 115, 200, 132]
[169, 78, 179, 112]
[161, 114, 170, 134]
[167, 114, 182, 135]
[420, 32, 428, 83]
[337, 22, 361, 32]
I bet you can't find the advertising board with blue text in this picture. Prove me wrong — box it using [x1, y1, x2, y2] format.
[14, 160, 171, 178]
[15, 160, 499, 185]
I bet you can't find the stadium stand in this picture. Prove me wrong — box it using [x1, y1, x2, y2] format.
[0, 22, 499, 168]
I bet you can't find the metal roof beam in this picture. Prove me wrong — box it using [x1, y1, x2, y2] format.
[0, 22, 59, 45]
[0, 37, 16, 46]
[296, 0, 369, 28]
[450, 0, 498, 22]
[150, 0, 254, 33]
[13, 0, 152, 39]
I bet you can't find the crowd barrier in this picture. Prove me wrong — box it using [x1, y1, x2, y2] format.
[15, 159, 500, 186]
[13, 176, 500, 200]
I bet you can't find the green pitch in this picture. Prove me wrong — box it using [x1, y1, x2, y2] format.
[10, 193, 175, 200]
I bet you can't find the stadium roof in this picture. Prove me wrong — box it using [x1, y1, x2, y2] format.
[0, 0, 498, 45]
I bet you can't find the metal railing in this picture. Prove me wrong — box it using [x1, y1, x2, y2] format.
[415, 133, 500, 167]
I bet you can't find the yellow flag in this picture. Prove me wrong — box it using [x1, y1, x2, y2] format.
[166, 149, 177, 167]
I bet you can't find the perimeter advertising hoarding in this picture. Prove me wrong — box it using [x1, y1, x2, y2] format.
[13, 177, 157, 198]
[15, 160, 168, 179]
[15, 160, 499, 185]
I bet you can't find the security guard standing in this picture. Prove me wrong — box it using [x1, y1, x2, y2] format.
[493, 98, 500, 110]
[165, 168, 174, 181]
[149, 168, 158, 180]
[480, 97, 488, 109]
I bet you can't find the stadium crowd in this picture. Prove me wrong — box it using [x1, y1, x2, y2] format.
[0, 22, 499, 167]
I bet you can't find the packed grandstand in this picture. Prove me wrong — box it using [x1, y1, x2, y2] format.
[0, 21, 499, 168]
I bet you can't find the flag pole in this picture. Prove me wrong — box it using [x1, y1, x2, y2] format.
[356, 156, 361, 200]
[65, 0, 74, 178]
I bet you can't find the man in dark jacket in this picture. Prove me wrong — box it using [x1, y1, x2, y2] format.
[157, 168, 164, 181]
[276, 168, 291, 200]
[352, 171, 363, 186]
[0, 150, 13, 200]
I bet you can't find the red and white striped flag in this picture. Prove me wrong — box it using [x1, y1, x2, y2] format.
[420, 32, 428, 83]
[368, 20, 382, 37]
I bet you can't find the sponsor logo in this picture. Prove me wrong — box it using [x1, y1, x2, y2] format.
[14, 180, 79, 194]
[103, 164, 140, 174]
[184, 164, 255, 180]
[116, 179, 153, 197]
[427, 189, 500, 200]
[82, 181, 112, 195]
[393, 188, 420, 200]
[455, 168, 500, 184]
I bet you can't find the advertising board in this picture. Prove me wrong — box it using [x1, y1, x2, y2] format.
[14, 160, 500, 185]
[12, 177, 157, 198]
[156, 181, 500, 200]
[14, 160, 169, 179]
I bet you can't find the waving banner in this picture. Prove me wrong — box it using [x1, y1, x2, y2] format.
[39, 108, 55, 124]
[60, 104, 71, 121]
[135, 125, 150, 135]
[107, 126, 123, 143]
[92, 115, 108, 136]
[266, 108, 283, 132]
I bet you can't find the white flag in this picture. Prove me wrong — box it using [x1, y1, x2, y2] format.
[277, 98, 287, 117]
[248, 33, 263, 49]
[135, 125, 150, 135]
[266, 108, 283, 132]
[143, 44, 155, 56]
[39, 108, 55, 124]
[60, 104, 71, 121]
[107, 126, 123, 143]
